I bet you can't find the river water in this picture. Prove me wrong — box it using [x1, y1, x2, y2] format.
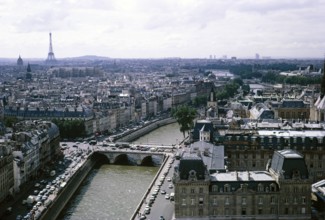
[60, 122, 183, 220]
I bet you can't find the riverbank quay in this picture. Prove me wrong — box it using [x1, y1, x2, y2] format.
[116, 118, 176, 142]
[1, 119, 180, 220]
[39, 155, 96, 220]
[130, 154, 170, 220]
[132, 154, 176, 220]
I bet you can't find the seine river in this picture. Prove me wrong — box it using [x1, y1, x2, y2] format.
[60, 122, 183, 220]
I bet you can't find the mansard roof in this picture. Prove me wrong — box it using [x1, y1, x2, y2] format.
[281, 99, 306, 108]
[269, 149, 309, 179]
[178, 152, 207, 180]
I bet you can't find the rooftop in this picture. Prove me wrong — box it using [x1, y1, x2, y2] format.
[210, 171, 274, 182]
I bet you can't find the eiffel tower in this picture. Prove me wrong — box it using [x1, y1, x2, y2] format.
[45, 32, 56, 64]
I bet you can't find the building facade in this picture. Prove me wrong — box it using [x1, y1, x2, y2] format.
[0, 144, 14, 202]
[174, 148, 312, 220]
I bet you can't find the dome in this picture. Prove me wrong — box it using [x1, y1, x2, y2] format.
[17, 55, 23, 66]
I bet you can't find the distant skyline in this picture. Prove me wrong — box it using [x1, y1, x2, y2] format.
[1, 0, 325, 59]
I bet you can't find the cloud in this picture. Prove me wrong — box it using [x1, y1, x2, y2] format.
[1, 0, 325, 58]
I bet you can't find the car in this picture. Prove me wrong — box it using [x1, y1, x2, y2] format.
[139, 215, 146, 220]
[168, 183, 173, 189]
[144, 207, 150, 214]
[23, 213, 31, 220]
[157, 181, 163, 187]
[34, 183, 40, 188]
[160, 189, 166, 194]
[159, 216, 165, 220]
[165, 194, 170, 199]
[33, 190, 39, 195]
[167, 177, 172, 182]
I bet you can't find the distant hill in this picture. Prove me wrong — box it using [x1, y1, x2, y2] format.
[61, 55, 111, 61]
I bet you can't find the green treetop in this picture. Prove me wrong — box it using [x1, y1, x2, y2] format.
[172, 105, 197, 138]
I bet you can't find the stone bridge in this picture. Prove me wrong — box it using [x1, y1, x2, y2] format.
[94, 150, 166, 166]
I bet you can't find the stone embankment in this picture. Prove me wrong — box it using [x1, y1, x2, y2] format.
[39, 155, 96, 220]
[116, 118, 176, 142]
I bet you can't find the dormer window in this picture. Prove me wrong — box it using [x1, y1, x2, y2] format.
[292, 169, 300, 179]
[258, 183, 264, 192]
[270, 183, 276, 192]
[189, 170, 197, 181]
[224, 184, 231, 192]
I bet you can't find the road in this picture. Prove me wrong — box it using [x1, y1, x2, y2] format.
[134, 156, 176, 220]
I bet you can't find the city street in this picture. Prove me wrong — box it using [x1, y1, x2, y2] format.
[135, 156, 176, 220]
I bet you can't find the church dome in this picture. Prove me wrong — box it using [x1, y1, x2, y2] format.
[17, 55, 23, 66]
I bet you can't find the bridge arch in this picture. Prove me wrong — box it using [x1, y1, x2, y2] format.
[140, 155, 154, 166]
[114, 154, 131, 165]
[92, 152, 110, 165]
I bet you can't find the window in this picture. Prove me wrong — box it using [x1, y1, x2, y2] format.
[270, 196, 275, 204]
[199, 198, 204, 205]
[212, 185, 218, 192]
[302, 197, 306, 204]
[270, 184, 276, 192]
[271, 207, 275, 214]
[182, 198, 186, 206]
[199, 187, 203, 193]
[258, 184, 264, 192]
[301, 207, 306, 214]
[225, 208, 229, 216]
[199, 209, 203, 216]
[191, 198, 195, 205]
[242, 207, 246, 215]
[285, 207, 289, 214]
[191, 188, 195, 193]
[258, 208, 262, 215]
[225, 197, 230, 205]
[285, 197, 289, 204]
[293, 197, 297, 204]
[258, 197, 263, 205]
[242, 197, 246, 205]
[182, 187, 186, 193]
[224, 184, 230, 192]
[213, 197, 217, 205]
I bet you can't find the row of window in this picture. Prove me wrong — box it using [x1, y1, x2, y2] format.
[180, 195, 307, 206]
[178, 205, 307, 216]
[180, 196, 278, 206]
[226, 135, 324, 145]
[209, 183, 277, 193]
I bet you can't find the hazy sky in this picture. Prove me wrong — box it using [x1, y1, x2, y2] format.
[1, 0, 324, 59]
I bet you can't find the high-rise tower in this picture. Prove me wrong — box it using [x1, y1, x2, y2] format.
[46, 32, 56, 64]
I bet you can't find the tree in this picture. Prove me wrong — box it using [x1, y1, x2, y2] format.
[52, 119, 86, 139]
[192, 95, 208, 107]
[172, 105, 197, 138]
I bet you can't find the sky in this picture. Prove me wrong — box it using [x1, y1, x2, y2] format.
[0, 0, 325, 59]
